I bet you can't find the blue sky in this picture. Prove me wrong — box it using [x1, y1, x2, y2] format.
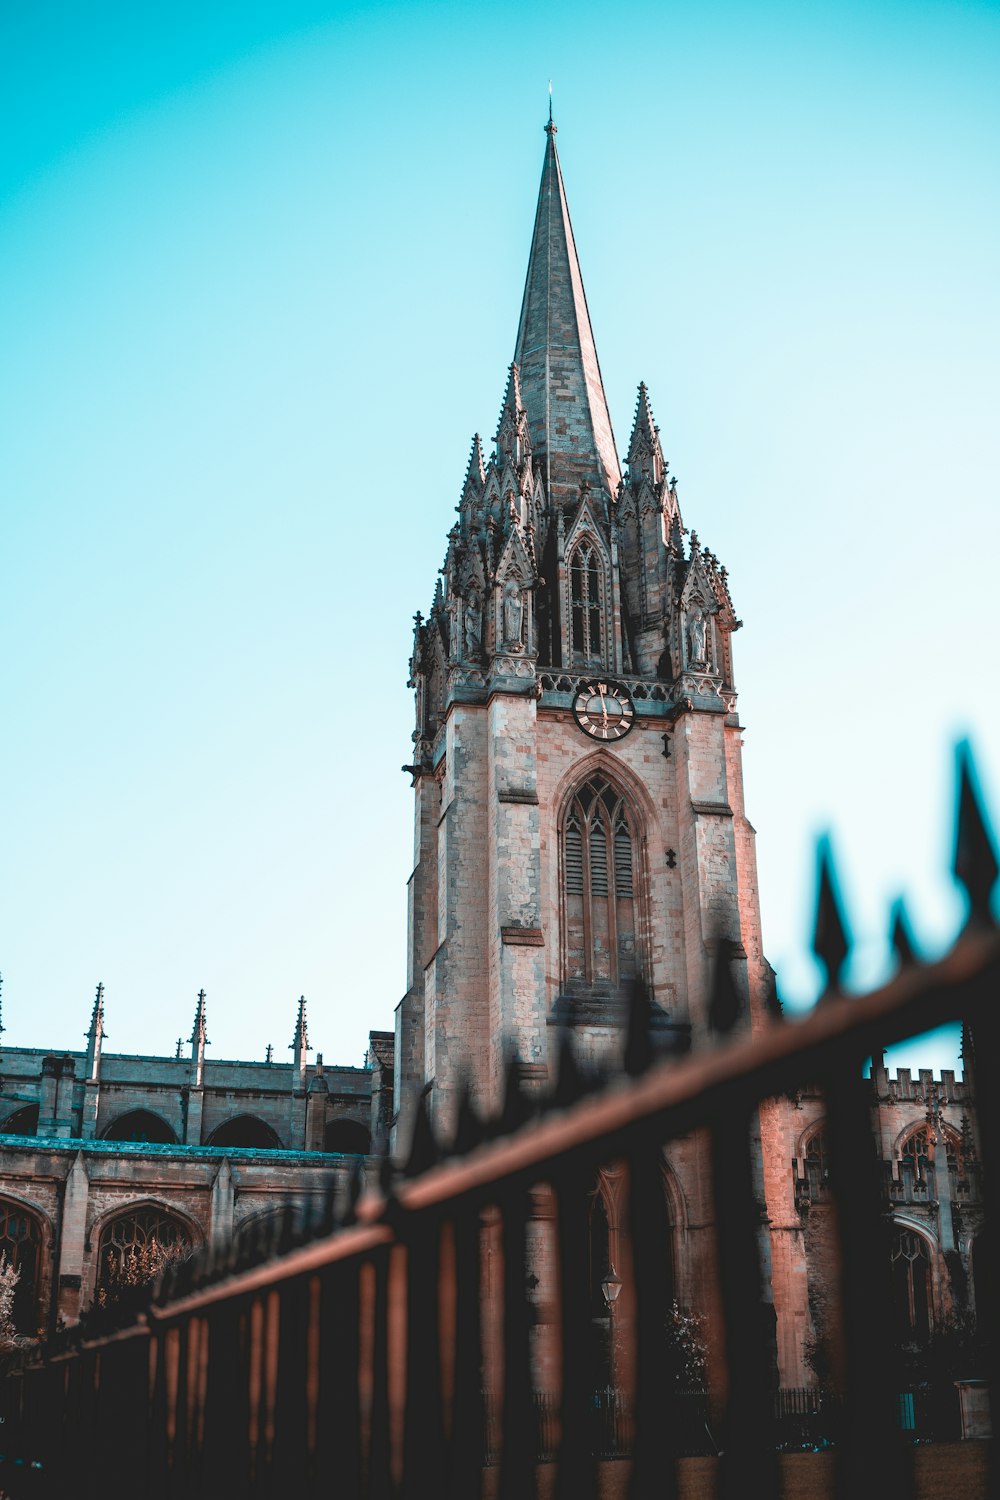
[2, 0, 998, 1069]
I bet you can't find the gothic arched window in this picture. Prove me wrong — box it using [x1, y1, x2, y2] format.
[900, 1124, 961, 1187]
[207, 1116, 282, 1150]
[0, 1199, 42, 1334]
[563, 776, 639, 991]
[570, 542, 604, 665]
[97, 1206, 192, 1299]
[802, 1126, 829, 1200]
[890, 1227, 933, 1345]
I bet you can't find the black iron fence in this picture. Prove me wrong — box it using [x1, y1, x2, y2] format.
[0, 747, 997, 1499]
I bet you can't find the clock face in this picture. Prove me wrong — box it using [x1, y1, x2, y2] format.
[571, 681, 636, 741]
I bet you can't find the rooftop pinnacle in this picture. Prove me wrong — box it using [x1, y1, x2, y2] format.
[513, 120, 621, 510]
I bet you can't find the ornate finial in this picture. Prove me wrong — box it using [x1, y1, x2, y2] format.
[191, 988, 209, 1045]
[265, 1043, 274, 1065]
[291, 995, 310, 1053]
[546, 81, 556, 135]
[87, 981, 106, 1042]
[175, 1038, 183, 1059]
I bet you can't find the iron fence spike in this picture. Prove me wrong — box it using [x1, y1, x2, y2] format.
[624, 975, 654, 1075]
[709, 947, 741, 1034]
[404, 1082, 440, 1177]
[812, 834, 851, 995]
[451, 1076, 486, 1156]
[889, 896, 918, 966]
[497, 1047, 533, 1137]
[952, 739, 999, 926]
[552, 1023, 585, 1109]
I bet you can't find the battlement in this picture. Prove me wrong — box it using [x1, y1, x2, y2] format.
[881, 1065, 970, 1103]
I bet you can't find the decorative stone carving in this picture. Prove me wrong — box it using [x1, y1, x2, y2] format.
[688, 608, 707, 666]
[463, 592, 482, 661]
[502, 579, 524, 646]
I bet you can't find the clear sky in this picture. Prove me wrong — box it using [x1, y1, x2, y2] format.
[2, 0, 998, 1071]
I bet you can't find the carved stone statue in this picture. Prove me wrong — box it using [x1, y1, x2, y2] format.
[502, 579, 524, 645]
[688, 609, 707, 665]
[463, 592, 482, 660]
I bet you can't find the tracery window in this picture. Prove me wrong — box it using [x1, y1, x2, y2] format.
[0, 1199, 42, 1334]
[901, 1125, 961, 1183]
[801, 1126, 829, 1199]
[563, 776, 638, 991]
[570, 542, 604, 664]
[97, 1207, 191, 1297]
[890, 1227, 932, 1344]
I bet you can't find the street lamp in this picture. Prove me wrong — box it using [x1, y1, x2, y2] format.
[601, 1264, 622, 1309]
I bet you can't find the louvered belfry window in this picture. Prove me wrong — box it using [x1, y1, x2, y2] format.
[564, 776, 637, 989]
[570, 543, 604, 664]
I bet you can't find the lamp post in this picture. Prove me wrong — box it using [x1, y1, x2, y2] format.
[601, 1264, 622, 1309]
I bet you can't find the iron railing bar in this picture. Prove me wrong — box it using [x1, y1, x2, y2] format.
[711, 1105, 780, 1500]
[74, 932, 998, 1335]
[824, 1054, 915, 1500]
[497, 1186, 536, 1500]
[388, 938, 999, 1210]
[145, 1223, 395, 1320]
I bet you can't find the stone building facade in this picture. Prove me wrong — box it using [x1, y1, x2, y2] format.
[0, 984, 393, 1332]
[0, 117, 987, 1392]
[394, 116, 988, 1389]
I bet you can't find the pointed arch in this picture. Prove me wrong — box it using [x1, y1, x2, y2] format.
[889, 1219, 937, 1345]
[206, 1116, 283, 1150]
[559, 769, 645, 995]
[93, 1199, 200, 1302]
[0, 1196, 45, 1333]
[324, 1118, 371, 1155]
[0, 1103, 39, 1136]
[568, 537, 607, 665]
[100, 1109, 177, 1145]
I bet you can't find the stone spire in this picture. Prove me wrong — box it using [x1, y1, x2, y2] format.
[85, 980, 106, 1081]
[190, 988, 209, 1087]
[513, 115, 622, 511]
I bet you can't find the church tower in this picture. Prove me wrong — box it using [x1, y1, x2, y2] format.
[398, 115, 773, 1128]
